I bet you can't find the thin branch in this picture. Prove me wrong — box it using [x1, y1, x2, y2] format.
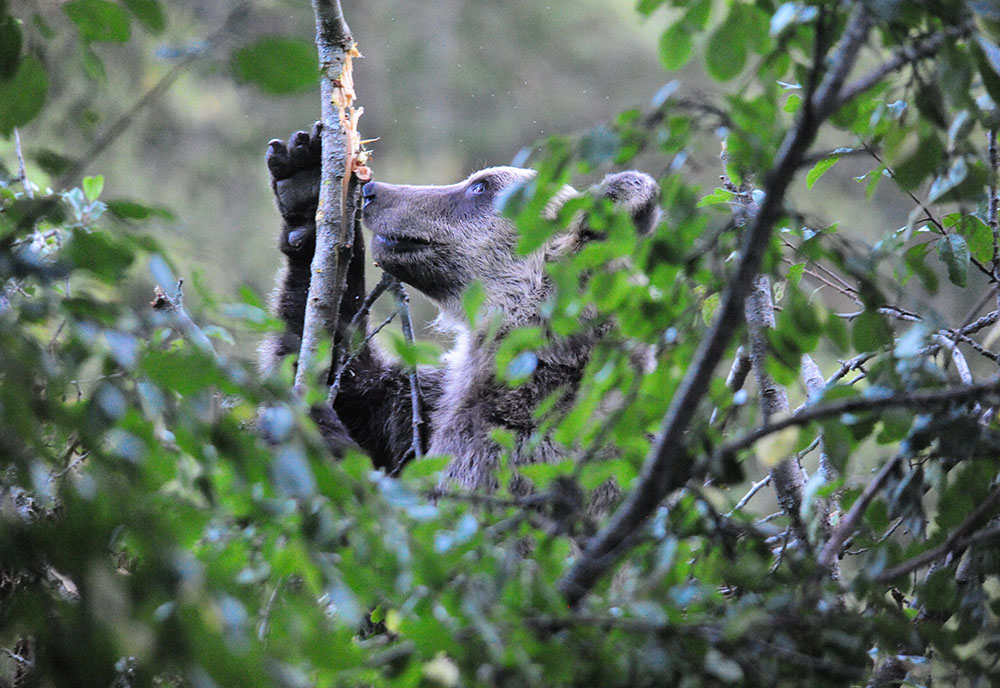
[817, 455, 902, 568]
[558, 4, 875, 607]
[875, 485, 1000, 583]
[329, 311, 397, 399]
[150, 280, 217, 360]
[727, 474, 771, 516]
[716, 378, 1000, 462]
[835, 24, 970, 108]
[296, 0, 362, 393]
[389, 278, 424, 463]
[13, 128, 33, 198]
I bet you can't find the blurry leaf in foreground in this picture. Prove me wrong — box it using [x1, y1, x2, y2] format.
[0, 54, 47, 136]
[63, 0, 132, 43]
[231, 37, 317, 95]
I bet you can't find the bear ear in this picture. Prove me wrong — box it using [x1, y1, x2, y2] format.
[594, 171, 661, 236]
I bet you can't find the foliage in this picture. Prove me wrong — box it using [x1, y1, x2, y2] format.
[3, 1, 1000, 687]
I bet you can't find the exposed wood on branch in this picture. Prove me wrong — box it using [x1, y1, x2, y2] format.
[295, 0, 365, 394]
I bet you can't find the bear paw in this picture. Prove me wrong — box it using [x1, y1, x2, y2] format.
[267, 123, 322, 257]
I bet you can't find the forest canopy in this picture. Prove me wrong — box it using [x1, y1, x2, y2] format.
[4, 1, 1000, 686]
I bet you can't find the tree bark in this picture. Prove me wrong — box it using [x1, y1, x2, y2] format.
[295, 0, 363, 394]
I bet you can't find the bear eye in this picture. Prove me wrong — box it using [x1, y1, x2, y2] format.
[469, 180, 488, 195]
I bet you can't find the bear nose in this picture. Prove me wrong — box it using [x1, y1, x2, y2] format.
[361, 181, 376, 208]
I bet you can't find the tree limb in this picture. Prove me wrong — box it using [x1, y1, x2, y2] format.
[557, 5, 875, 606]
[296, 0, 363, 393]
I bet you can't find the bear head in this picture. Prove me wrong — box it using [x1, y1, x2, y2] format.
[361, 167, 660, 327]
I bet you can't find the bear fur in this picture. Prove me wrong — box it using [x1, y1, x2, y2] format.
[262, 125, 660, 491]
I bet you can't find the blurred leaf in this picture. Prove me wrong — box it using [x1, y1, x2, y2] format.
[705, 11, 745, 82]
[107, 199, 176, 222]
[806, 155, 839, 189]
[852, 311, 893, 352]
[83, 174, 103, 202]
[121, 0, 165, 34]
[937, 233, 970, 287]
[0, 54, 47, 135]
[231, 37, 317, 95]
[0, 12, 22, 79]
[65, 228, 135, 283]
[659, 21, 693, 71]
[63, 0, 131, 43]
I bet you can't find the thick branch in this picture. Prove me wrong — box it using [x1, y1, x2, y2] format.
[558, 5, 874, 606]
[746, 275, 803, 517]
[296, 0, 360, 392]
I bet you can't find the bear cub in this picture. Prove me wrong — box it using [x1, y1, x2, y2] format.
[262, 124, 660, 492]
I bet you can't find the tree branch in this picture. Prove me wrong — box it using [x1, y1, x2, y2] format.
[817, 455, 902, 568]
[558, 5, 875, 606]
[875, 483, 1000, 583]
[389, 278, 425, 464]
[716, 378, 1000, 462]
[296, 0, 363, 393]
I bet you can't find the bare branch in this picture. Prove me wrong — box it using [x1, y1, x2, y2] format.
[13, 128, 33, 199]
[296, 0, 363, 393]
[801, 354, 835, 480]
[558, 5, 875, 606]
[389, 278, 425, 464]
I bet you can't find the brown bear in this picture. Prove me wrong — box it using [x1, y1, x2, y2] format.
[261, 125, 660, 491]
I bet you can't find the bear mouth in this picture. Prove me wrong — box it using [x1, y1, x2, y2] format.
[373, 233, 434, 252]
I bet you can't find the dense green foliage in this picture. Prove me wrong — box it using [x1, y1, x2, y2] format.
[5, 1, 1000, 686]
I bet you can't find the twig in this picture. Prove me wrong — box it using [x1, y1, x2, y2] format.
[558, 5, 875, 607]
[875, 491, 1000, 583]
[296, 0, 363, 393]
[727, 474, 771, 516]
[389, 279, 424, 462]
[257, 577, 283, 641]
[13, 128, 33, 199]
[716, 378, 1000, 462]
[708, 345, 750, 427]
[330, 312, 397, 399]
[991, 129, 1000, 311]
[55, 4, 249, 189]
[150, 280, 217, 359]
[817, 455, 902, 568]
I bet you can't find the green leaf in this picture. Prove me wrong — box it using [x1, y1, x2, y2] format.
[63, 0, 131, 43]
[806, 155, 839, 189]
[121, 0, 165, 34]
[66, 229, 135, 283]
[659, 21, 693, 71]
[231, 37, 317, 95]
[83, 174, 104, 202]
[705, 12, 745, 82]
[107, 199, 176, 222]
[851, 310, 893, 352]
[696, 187, 735, 208]
[937, 233, 970, 288]
[0, 13, 22, 80]
[973, 35, 1000, 108]
[927, 156, 969, 203]
[0, 54, 48, 136]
